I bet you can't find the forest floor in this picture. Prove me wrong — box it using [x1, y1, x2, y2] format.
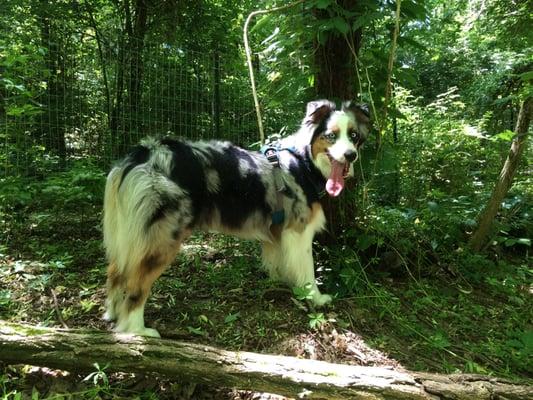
[1, 203, 532, 399]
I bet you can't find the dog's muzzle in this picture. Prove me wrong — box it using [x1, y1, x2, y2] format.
[325, 152, 354, 197]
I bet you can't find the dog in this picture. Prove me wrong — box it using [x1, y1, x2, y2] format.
[102, 99, 370, 337]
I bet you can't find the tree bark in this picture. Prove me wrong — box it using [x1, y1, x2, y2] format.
[313, 1, 363, 241]
[123, 0, 149, 154]
[469, 97, 532, 251]
[313, 1, 361, 100]
[1, 322, 531, 400]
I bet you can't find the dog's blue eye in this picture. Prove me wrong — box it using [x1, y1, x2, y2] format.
[350, 131, 360, 141]
[324, 132, 336, 143]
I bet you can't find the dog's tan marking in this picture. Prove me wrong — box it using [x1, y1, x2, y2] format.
[106, 262, 123, 290]
[143, 253, 161, 270]
[285, 202, 323, 233]
[311, 136, 331, 159]
[117, 230, 190, 315]
[329, 124, 340, 134]
[309, 202, 324, 225]
[270, 223, 283, 242]
[124, 246, 178, 313]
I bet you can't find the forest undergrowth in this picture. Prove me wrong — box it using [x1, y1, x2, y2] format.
[1, 101, 531, 399]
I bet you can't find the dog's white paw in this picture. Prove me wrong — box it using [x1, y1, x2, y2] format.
[312, 293, 332, 307]
[115, 325, 161, 338]
[135, 327, 161, 338]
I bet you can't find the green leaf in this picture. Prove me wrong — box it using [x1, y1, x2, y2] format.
[429, 331, 450, 349]
[519, 71, 533, 82]
[401, 0, 427, 19]
[491, 130, 514, 142]
[314, 0, 332, 9]
[308, 312, 326, 329]
[356, 234, 376, 251]
[250, 15, 270, 33]
[519, 330, 533, 351]
[317, 30, 328, 46]
[187, 326, 205, 336]
[293, 283, 315, 300]
[427, 201, 439, 212]
[332, 17, 350, 34]
[504, 238, 517, 247]
[224, 312, 240, 324]
[516, 238, 531, 247]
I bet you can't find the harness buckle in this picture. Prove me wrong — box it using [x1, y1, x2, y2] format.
[262, 146, 280, 168]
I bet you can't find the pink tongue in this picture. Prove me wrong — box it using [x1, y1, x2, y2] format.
[326, 160, 345, 197]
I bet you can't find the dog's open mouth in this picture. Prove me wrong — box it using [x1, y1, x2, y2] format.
[325, 154, 350, 197]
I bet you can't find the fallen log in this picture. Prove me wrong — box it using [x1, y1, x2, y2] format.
[0, 321, 531, 399]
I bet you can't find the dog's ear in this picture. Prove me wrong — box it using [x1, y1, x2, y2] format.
[342, 101, 371, 125]
[305, 100, 336, 124]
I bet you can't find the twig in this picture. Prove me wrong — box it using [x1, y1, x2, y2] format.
[243, 0, 305, 145]
[50, 288, 69, 329]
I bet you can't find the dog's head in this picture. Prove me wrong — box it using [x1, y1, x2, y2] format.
[303, 100, 371, 197]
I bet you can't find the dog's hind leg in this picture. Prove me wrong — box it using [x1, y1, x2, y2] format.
[103, 262, 124, 321]
[114, 240, 183, 338]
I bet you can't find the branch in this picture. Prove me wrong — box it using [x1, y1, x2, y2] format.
[1, 322, 532, 399]
[243, 0, 305, 145]
[469, 97, 532, 251]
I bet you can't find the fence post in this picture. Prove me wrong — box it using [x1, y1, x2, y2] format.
[213, 50, 221, 138]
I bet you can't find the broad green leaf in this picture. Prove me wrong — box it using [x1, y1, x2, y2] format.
[314, 0, 332, 9]
[224, 312, 240, 323]
[332, 17, 350, 34]
[517, 238, 531, 247]
[250, 15, 270, 33]
[491, 130, 514, 142]
[519, 71, 533, 82]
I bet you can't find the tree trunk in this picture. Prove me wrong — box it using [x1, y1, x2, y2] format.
[1, 322, 531, 400]
[469, 97, 532, 251]
[313, 1, 361, 100]
[123, 0, 149, 154]
[313, 1, 363, 241]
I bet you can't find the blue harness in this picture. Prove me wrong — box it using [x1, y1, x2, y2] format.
[261, 143, 289, 225]
[261, 141, 327, 225]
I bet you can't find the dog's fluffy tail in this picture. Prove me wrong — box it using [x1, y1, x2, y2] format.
[103, 142, 191, 276]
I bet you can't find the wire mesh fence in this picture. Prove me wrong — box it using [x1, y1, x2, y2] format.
[1, 36, 260, 177]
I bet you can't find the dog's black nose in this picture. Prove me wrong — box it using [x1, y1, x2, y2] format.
[344, 150, 357, 162]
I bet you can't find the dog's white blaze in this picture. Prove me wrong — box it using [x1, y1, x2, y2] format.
[327, 112, 358, 163]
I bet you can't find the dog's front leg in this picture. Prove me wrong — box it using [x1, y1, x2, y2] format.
[262, 203, 332, 306]
[279, 227, 332, 306]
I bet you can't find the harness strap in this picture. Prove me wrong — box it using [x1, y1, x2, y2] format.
[261, 145, 286, 225]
